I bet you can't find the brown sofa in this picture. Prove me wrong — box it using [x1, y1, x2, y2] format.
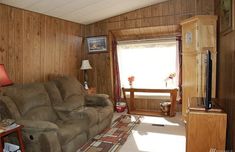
[0, 76, 113, 152]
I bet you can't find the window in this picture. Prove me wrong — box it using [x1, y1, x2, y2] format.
[117, 38, 177, 89]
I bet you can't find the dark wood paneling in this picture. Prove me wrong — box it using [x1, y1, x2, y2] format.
[0, 4, 84, 84]
[85, 0, 215, 97]
[215, 0, 235, 150]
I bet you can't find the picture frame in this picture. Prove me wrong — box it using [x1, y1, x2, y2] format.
[86, 36, 107, 53]
[220, 0, 234, 34]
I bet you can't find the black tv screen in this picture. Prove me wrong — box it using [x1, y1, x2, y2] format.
[205, 50, 212, 109]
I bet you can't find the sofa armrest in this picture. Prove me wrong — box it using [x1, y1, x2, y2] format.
[85, 94, 113, 107]
[16, 119, 62, 152]
[16, 119, 59, 132]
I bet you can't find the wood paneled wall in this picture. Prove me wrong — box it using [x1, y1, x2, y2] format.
[85, 0, 215, 97]
[215, 0, 235, 150]
[0, 4, 85, 84]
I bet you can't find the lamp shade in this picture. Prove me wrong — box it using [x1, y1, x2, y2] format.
[80, 60, 92, 70]
[0, 64, 13, 87]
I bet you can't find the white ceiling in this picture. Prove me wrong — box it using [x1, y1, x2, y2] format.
[0, 0, 167, 24]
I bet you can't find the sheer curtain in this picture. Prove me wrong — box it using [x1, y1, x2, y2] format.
[117, 38, 177, 90]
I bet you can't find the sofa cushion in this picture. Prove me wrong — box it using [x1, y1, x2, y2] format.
[23, 107, 57, 121]
[53, 76, 85, 108]
[56, 119, 88, 144]
[0, 96, 21, 119]
[3, 83, 57, 122]
[44, 82, 64, 106]
[54, 76, 85, 99]
[54, 95, 84, 112]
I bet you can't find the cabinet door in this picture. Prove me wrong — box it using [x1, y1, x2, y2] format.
[182, 21, 197, 52]
[182, 53, 198, 117]
[187, 112, 227, 152]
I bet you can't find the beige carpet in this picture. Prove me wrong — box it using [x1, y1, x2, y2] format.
[113, 111, 186, 152]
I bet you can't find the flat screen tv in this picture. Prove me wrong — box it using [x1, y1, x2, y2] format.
[204, 50, 212, 110]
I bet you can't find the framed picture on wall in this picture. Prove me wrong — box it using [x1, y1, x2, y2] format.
[220, 0, 234, 34]
[87, 36, 107, 53]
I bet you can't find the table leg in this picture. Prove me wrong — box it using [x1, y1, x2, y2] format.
[16, 129, 25, 152]
[0, 137, 3, 152]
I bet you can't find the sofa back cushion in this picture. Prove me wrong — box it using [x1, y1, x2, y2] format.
[44, 81, 64, 106]
[3, 83, 58, 122]
[53, 76, 85, 108]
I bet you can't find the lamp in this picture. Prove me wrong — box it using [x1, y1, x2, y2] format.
[80, 60, 92, 90]
[0, 64, 13, 87]
[0, 64, 13, 96]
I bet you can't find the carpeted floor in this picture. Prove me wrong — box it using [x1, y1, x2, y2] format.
[78, 112, 186, 152]
[119, 112, 186, 152]
[77, 115, 141, 152]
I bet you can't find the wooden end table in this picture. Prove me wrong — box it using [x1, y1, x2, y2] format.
[0, 125, 25, 152]
[87, 87, 96, 95]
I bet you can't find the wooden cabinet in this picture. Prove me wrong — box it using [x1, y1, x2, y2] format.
[180, 15, 218, 118]
[186, 98, 227, 152]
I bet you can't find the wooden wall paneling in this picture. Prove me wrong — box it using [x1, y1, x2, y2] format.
[0, 3, 84, 84]
[76, 36, 83, 82]
[219, 31, 235, 150]
[174, 0, 182, 16]
[44, 16, 56, 81]
[161, 1, 170, 17]
[39, 15, 46, 82]
[87, 54, 97, 89]
[23, 11, 42, 83]
[0, 5, 9, 67]
[8, 7, 23, 83]
[181, 0, 189, 14]
[215, 0, 235, 150]
[54, 19, 63, 76]
[67, 22, 80, 77]
[196, 0, 214, 15]
[61, 20, 70, 76]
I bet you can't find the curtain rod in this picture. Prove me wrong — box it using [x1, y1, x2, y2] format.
[117, 36, 177, 45]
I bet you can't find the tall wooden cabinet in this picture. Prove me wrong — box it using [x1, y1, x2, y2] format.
[180, 15, 218, 117]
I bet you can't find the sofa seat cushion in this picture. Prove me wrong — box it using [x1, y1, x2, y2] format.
[56, 119, 88, 145]
[54, 95, 85, 112]
[23, 106, 58, 122]
[96, 106, 113, 122]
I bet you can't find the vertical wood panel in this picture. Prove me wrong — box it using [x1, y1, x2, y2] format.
[0, 3, 84, 84]
[0, 5, 9, 66]
[8, 7, 23, 83]
[215, 0, 235, 150]
[39, 15, 46, 81]
[23, 11, 41, 83]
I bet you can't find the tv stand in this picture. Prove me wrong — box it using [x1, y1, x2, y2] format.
[188, 97, 222, 112]
[186, 97, 227, 152]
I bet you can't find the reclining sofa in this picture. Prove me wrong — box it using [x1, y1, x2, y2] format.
[0, 76, 113, 152]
